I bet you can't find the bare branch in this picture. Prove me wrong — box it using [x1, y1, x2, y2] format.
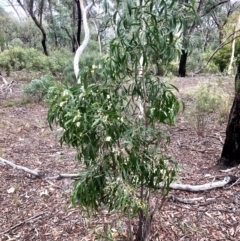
[0, 157, 41, 177]
[160, 175, 238, 192]
[204, 0, 229, 16]
[168, 195, 205, 204]
[0, 212, 45, 235]
[195, 30, 240, 74]
[0, 74, 8, 85]
[0, 157, 82, 180]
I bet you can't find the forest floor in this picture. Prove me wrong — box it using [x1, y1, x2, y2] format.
[0, 72, 240, 241]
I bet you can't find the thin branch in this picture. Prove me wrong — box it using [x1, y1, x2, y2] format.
[0, 212, 45, 235]
[168, 195, 205, 205]
[61, 25, 73, 41]
[46, 173, 83, 180]
[195, 30, 240, 74]
[0, 157, 41, 177]
[203, 0, 229, 16]
[0, 157, 82, 180]
[0, 74, 8, 85]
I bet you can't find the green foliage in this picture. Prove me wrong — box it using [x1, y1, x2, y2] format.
[47, 0, 194, 238]
[22, 75, 55, 101]
[3, 100, 15, 107]
[195, 83, 224, 113]
[0, 46, 73, 76]
[0, 47, 47, 75]
[212, 39, 240, 72]
[187, 82, 230, 136]
[9, 38, 24, 48]
[48, 49, 74, 76]
[62, 40, 105, 85]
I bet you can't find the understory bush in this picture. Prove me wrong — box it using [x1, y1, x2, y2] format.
[212, 39, 240, 72]
[47, 1, 194, 240]
[187, 82, 230, 136]
[62, 40, 105, 85]
[0, 46, 73, 76]
[22, 75, 55, 101]
[0, 47, 47, 75]
[48, 49, 74, 76]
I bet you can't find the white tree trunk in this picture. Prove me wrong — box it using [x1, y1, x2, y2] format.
[73, 0, 93, 83]
[228, 13, 240, 76]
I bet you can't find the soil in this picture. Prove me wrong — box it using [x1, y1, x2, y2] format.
[1, 73, 240, 241]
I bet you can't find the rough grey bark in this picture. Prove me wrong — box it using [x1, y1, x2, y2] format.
[220, 61, 240, 166]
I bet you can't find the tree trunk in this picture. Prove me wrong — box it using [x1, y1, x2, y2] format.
[228, 12, 240, 75]
[48, 0, 58, 48]
[178, 0, 189, 77]
[178, 50, 188, 77]
[16, 0, 49, 56]
[73, 0, 93, 82]
[220, 61, 240, 166]
[135, 209, 152, 241]
[72, 2, 77, 52]
[61, 25, 75, 53]
[218, 26, 223, 45]
[76, 0, 82, 46]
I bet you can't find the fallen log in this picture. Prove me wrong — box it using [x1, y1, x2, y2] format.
[0, 157, 239, 191]
[160, 175, 238, 192]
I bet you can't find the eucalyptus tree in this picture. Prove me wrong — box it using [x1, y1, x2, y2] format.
[220, 60, 240, 166]
[0, 6, 22, 49]
[207, 0, 240, 44]
[48, 0, 194, 240]
[178, 0, 200, 77]
[178, 0, 240, 76]
[16, 0, 49, 55]
[47, 0, 58, 48]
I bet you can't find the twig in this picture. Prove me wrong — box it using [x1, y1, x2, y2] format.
[0, 157, 41, 177]
[0, 212, 45, 235]
[0, 157, 82, 180]
[0, 74, 8, 85]
[220, 167, 237, 173]
[168, 195, 204, 205]
[45, 173, 82, 180]
[226, 177, 240, 188]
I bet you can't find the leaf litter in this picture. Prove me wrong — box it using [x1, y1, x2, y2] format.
[0, 74, 240, 240]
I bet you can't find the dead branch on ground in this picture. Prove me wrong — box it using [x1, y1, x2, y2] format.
[1, 157, 239, 192]
[0, 74, 15, 98]
[0, 157, 82, 180]
[0, 212, 45, 235]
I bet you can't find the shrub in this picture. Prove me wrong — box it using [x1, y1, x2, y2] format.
[22, 75, 55, 101]
[0, 46, 47, 75]
[212, 39, 240, 72]
[60, 40, 105, 85]
[187, 82, 230, 136]
[47, 49, 74, 76]
[47, 1, 192, 239]
[0, 46, 74, 77]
